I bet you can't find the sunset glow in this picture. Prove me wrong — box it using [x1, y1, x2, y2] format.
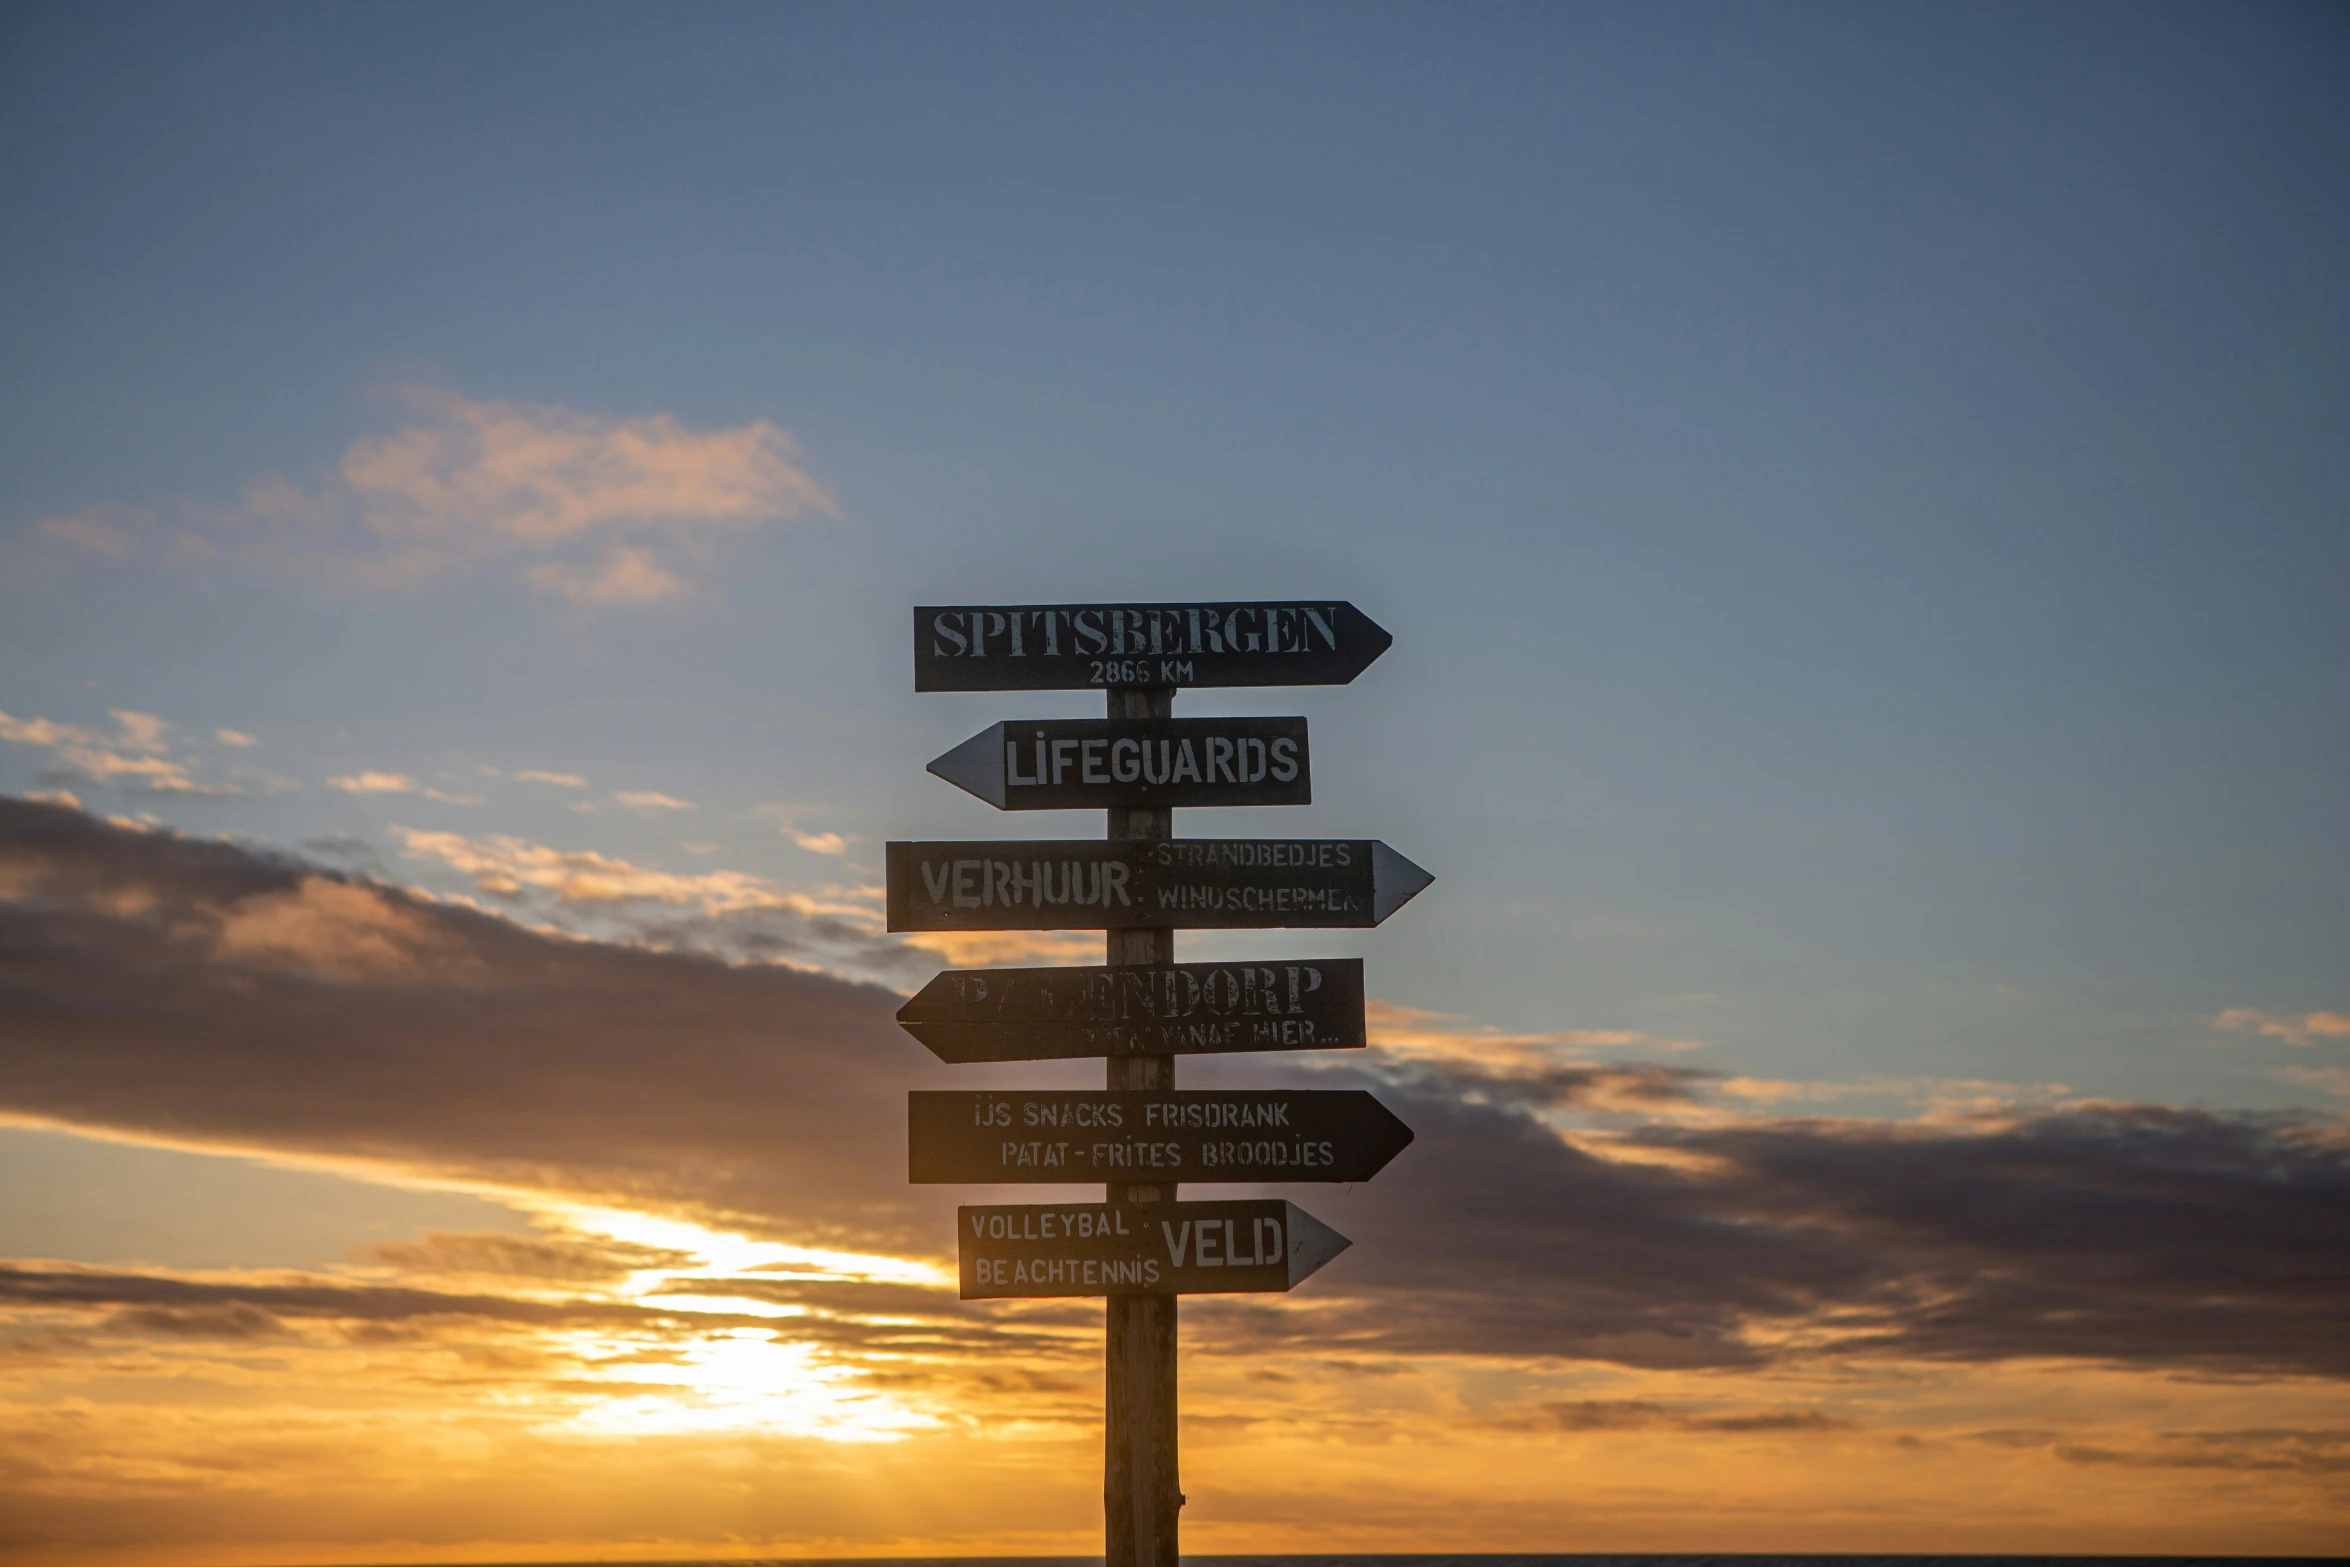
[4, 3, 2346, 1561]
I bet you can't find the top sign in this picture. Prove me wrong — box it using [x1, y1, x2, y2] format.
[913, 602, 1392, 691]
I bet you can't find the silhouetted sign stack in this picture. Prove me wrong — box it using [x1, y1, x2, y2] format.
[890, 599, 1427, 1567]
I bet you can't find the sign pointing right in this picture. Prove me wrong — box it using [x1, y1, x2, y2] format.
[885, 839, 1434, 930]
[910, 1089, 1414, 1185]
[915, 601, 1392, 691]
[960, 1199, 1350, 1298]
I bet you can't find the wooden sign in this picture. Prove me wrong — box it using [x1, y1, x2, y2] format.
[960, 1199, 1350, 1298]
[928, 717, 1312, 810]
[909, 1090, 1413, 1184]
[896, 958, 1366, 1062]
[914, 602, 1391, 691]
[884, 839, 1432, 930]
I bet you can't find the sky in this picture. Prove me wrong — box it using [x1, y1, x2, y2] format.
[0, 1, 2346, 1560]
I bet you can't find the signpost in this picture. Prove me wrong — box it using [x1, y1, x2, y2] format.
[895, 958, 1367, 1062]
[909, 1090, 1413, 1185]
[914, 601, 1392, 690]
[884, 838, 1433, 930]
[894, 598, 1426, 1567]
[959, 1199, 1350, 1299]
[928, 716, 1312, 809]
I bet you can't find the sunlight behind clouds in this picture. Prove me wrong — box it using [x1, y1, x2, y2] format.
[561, 1328, 942, 1441]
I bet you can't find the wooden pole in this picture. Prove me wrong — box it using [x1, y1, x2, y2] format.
[1104, 683, 1179, 1567]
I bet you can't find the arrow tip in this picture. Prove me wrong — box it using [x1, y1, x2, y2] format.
[926, 724, 1007, 808]
[1370, 841, 1434, 923]
[1282, 1202, 1352, 1287]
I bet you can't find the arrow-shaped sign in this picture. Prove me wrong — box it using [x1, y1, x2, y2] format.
[910, 1090, 1414, 1185]
[914, 602, 1392, 691]
[885, 839, 1433, 931]
[959, 1199, 1350, 1298]
[929, 717, 1312, 810]
[896, 958, 1367, 1062]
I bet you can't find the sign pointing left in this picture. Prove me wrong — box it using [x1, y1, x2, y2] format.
[929, 717, 1311, 810]
[896, 958, 1367, 1062]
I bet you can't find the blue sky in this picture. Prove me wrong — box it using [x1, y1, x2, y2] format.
[0, 6, 2345, 1555]
[8, 2, 2340, 1100]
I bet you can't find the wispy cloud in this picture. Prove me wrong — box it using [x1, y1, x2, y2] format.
[215, 728, 257, 747]
[396, 826, 800, 915]
[748, 802, 853, 856]
[2, 707, 242, 797]
[328, 771, 420, 795]
[38, 509, 134, 558]
[613, 790, 695, 812]
[513, 769, 588, 788]
[326, 772, 477, 805]
[25, 387, 836, 607]
[2212, 1007, 2350, 1049]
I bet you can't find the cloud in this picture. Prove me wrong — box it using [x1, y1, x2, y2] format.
[26, 387, 836, 607]
[337, 387, 831, 548]
[215, 729, 257, 747]
[0, 711, 95, 748]
[1505, 1399, 1856, 1435]
[613, 790, 696, 812]
[3, 710, 247, 797]
[328, 771, 419, 795]
[327, 772, 473, 804]
[2213, 1007, 2350, 1049]
[750, 804, 853, 858]
[37, 510, 134, 558]
[108, 711, 168, 751]
[0, 1263, 778, 1335]
[210, 876, 462, 981]
[525, 546, 686, 606]
[1974, 1425, 2350, 1478]
[0, 798, 939, 1250]
[356, 1230, 695, 1283]
[6, 798, 2348, 1383]
[1367, 1000, 1706, 1073]
[2280, 1065, 2350, 1097]
[393, 826, 845, 918]
[512, 769, 588, 788]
